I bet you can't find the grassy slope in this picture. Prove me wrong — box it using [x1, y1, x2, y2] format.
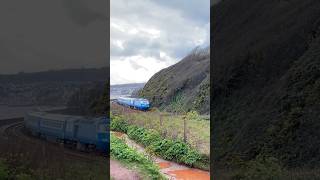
[0, 156, 108, 180]
[139, 47, 210, 114]
[67, 81, 109, 116]
[212, 0, 320, 171]
[110, 111, 210, 170]
[111, 104, 210, 156]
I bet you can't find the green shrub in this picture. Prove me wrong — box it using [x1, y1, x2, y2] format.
[232, 155, 283, 180]
[128, 125, 203, 167]
[164, 141, 189, 161]
[141, 129, 161, 147]
[110, 114, 205, 168]
[186, 111, 202, 121]
[0, 159, 9, 179]
[127, 126, 146, 142]
[149, 139, 175, 157]
[181, 149, 202, 166]
[110, 115, 128, 133]
[16, 173, 34, 180]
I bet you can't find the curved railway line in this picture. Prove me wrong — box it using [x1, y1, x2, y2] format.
[0, 118, 108, 163]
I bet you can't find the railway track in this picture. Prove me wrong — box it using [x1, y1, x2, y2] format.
[0, 118, 108, 163]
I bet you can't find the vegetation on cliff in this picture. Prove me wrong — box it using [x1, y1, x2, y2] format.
[139, 47, 210, 115]
[211, 0, 320, 176]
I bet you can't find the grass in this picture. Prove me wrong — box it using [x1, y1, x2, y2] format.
[110, 134, 165, 180]
[110, 114, 210, 170]
[0, 159, 9, 179]
[0, 155, 108, 180]
[214, 154, 320, 180]
[215, 168, 320, 180]
[0, 133, 109, 180]
[111, 104, 210, 156]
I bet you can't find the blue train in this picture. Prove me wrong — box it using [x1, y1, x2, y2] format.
[116, 97, 150, 111]
[24, 112, 109, 152]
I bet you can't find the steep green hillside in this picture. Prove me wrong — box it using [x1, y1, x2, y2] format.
[139, 47, 210, 114]
[211, 0, 320, 171]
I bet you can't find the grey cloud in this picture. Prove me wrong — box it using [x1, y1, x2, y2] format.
[111, 33, 162, 59]
[110, 0, 209, 84]
[130, 61, 148, 71]
[111, 0, 209, 63]
[62, 0, 106, 27]
[0, 0, 108, 74]
[151, 0, 210, 25]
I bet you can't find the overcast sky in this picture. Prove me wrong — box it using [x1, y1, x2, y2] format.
[110, 0, 210, 85]
[0, 0, 107, 75]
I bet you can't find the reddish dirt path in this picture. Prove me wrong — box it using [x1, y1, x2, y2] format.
[110, 159, 141, 180]
[165, 168, 210, 180]
[111, 131, 210, 180]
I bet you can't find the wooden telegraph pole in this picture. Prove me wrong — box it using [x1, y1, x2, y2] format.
[183, 115, 187, 143]
[159, 113, 163, 127]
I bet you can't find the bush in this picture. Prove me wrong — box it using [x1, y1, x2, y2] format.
[111, 114, 205, 168]
[0, 159, 9, 179]
[110, 115, 128, 133]
[164, 141, 189, 161]
[181, 149, 202, 166]
[149, 139, 175, 157]
[232, 155, 283, 180]
[127, 125, 202, 167]
[186, 111, 202, 121]
[127, 126, 146, 143]
[141, 129, 161, 147]
[16, 173, 34, 180]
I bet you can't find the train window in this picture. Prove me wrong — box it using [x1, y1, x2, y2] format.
[41, 119, 63, 129]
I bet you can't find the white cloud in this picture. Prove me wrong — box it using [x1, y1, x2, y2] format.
[111, 0, 209, 84]
[110, 55, 175, 85]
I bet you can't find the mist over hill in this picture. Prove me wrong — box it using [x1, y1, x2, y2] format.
[211, 0, 320, 172]
[139, 47, 210, 114]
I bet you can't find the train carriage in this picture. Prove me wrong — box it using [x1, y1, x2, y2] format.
[39, 116, 66, 140]
[116, 97, 150, 111]
[64, 116, 81, 141]
[24, 112, 109, 152]
[25, 112, 41, 136]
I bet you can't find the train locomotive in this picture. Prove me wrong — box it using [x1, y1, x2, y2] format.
[24, 112, 109, 152]
[116, 97, 150, 111]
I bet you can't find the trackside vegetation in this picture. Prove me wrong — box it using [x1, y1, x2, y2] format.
[110, 134, 164, 180]
[111, 105, 210, 155]
[0, 159, 9, 180]
[110, 114, 209, 170]
[0, 156, 108, 180]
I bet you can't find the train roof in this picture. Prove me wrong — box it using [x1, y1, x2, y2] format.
[27, 112, 109, 123]
[27, 112, 83, 121]
[117, 97, 149, 101]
